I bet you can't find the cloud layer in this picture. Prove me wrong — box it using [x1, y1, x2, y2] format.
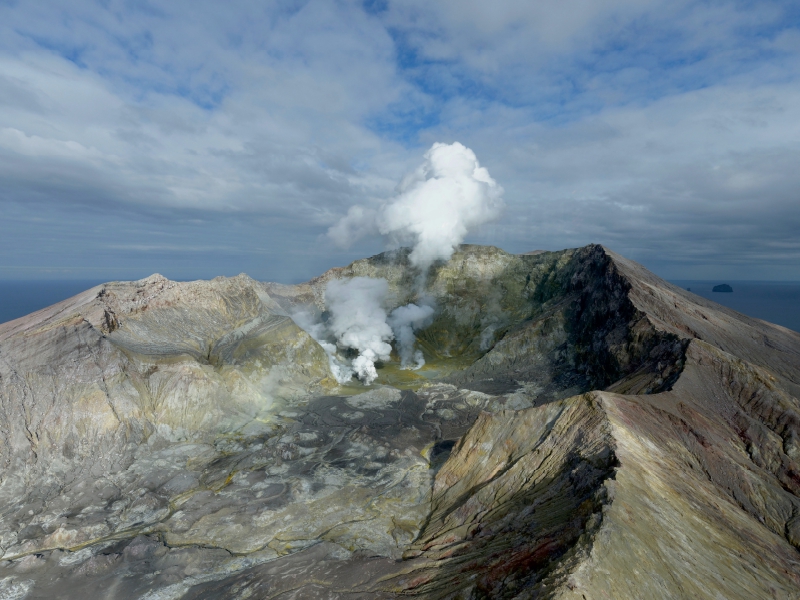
[0, 1, 798, 281]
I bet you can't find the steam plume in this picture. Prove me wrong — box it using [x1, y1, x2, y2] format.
[292, 278, 436, 385]
[388, 302, 434, 369]
[325, 277, 393, 385]
[290, 308, 354, 384]
[328, 142, 504, 272]
[307, 143, 503, 386]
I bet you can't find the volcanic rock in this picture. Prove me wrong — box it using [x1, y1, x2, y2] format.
[0, 244, 798, 599]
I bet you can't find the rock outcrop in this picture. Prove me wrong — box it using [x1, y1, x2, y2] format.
[0, 245, 798, 599]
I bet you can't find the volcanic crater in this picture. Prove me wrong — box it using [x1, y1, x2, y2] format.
[0, 244, 799, 599]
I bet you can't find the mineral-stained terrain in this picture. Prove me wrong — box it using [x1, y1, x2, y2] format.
[0, 244, 798, 599]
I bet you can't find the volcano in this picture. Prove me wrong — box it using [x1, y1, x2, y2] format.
[1, 244, 798, 599]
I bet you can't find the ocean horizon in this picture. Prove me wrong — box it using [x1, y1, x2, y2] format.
[0, 280, 107, 326]
[669, 280, 800, 333]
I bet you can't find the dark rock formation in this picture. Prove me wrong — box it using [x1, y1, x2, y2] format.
[0, 245, 798, 599]
[713, 283, 733, 292]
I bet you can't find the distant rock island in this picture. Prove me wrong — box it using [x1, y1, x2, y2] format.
[0, 244, 798, 599]
[713, 283, 733, 292]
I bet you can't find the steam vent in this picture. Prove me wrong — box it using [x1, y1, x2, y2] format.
[1, 244, 799, 599]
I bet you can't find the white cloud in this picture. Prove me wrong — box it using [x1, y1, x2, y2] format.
[0, 0, 798, 280]
[0, 3, 414, 215]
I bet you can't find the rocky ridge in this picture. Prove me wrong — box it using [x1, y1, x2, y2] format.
[0, 244, 798, 599]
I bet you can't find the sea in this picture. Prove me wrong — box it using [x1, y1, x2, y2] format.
[670, 280, 800, 333]
[0, 280, 105, 326]
[0, 279, 798, 333]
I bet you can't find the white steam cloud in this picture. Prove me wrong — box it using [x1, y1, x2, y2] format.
[325, 277, 393, 385]
[388, 302, 434, 369]
[290, 308, 354, 384]
[291, 277, 436, 385]
[328, 141, 504, 271]
[307, 143, 502, 386]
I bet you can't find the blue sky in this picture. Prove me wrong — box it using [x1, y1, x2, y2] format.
[0, 0, 799, 281]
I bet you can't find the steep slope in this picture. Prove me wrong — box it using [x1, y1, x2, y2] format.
[369, 248, 800, 598]
[378, 342, 800, 598]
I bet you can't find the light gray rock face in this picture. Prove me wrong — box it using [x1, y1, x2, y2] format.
[0, 274, 335, 564]
[0, 273, 330, 453]
[0, 245, 799, 599]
